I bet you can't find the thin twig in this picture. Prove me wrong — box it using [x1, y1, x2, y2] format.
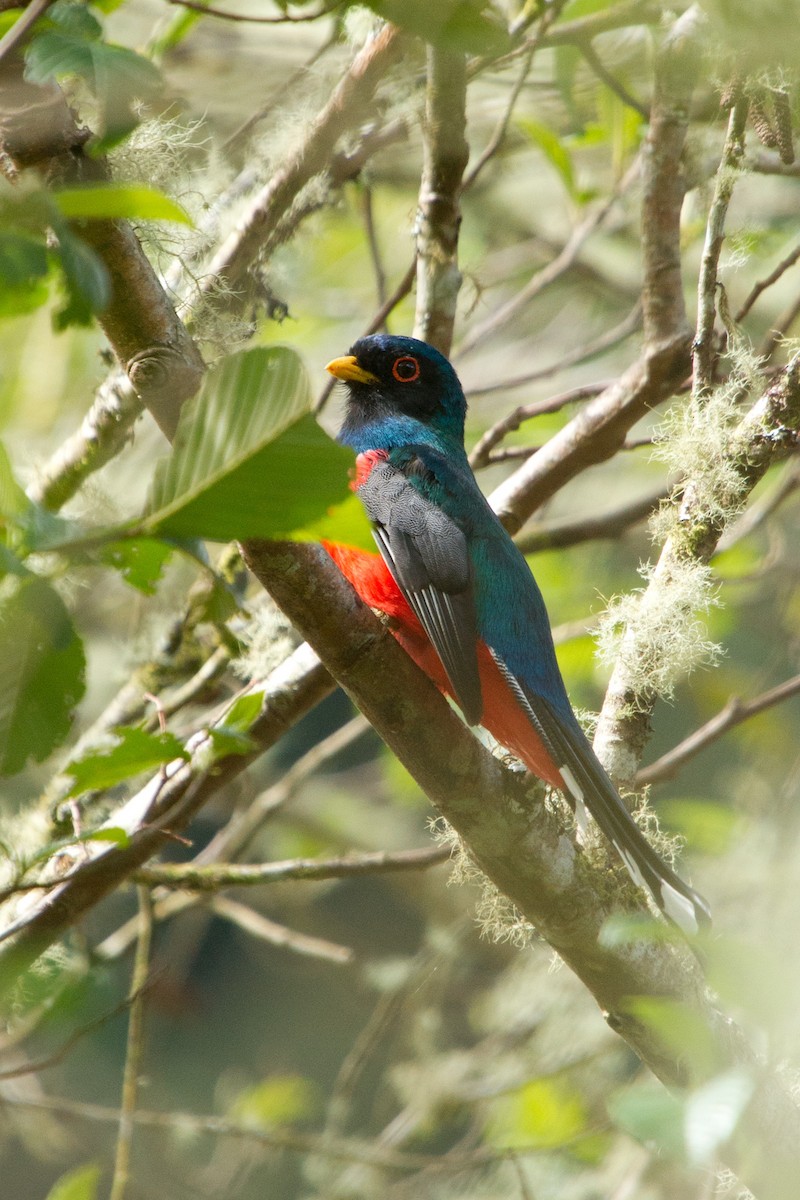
[1, 1092, 537, 1173]
[464, 47, 535, 190]
[0, 982, 153, 1081]
[467, 303, 641, 399]
[135, 845, 449, 891]
[637, 672, 800, 786]
[578, 37, 649, 120]
[692, 99, 749, 400]
[360, 184, 388, 313]
[208, 895, 354, 964]
[0, 0, 53, 63]
[469, 384, 607, 469]
[515, 485, 668, 554]
[735, 240, 800, 323]
[758, 291, 800, 362]
[413, 45, 468, 355]
[109, 886, 153, 1200]
[459, 161, 638, 356]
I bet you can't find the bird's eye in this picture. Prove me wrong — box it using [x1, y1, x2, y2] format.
[392, 356, 421, 383]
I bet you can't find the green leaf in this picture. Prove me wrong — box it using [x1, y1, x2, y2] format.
[0, 442, 31, 522]
[357, 0, 510, 54]
[145, 346, 353, 541]
[47, 1, 103, 40]
[54, 228, 111, 328]
[207, 727, 256, 758]
[53, 184, 192, 225]
[220, 690, 264, 734]
[228, 1074, 320, 1129]
[684, 1068, 754, 1167]
[0, 574, 85, 776]
[45, 1162, 101, 1200]
[0, 230, 49, 316]
[487, 1078, 588, 1150]
[608, 1081, 685, 1160]
[79, 825, 130, 846]
[518, 117, 578, 200]
[64, 726, 189, 798]
[25, 22, 161, 147]
[99, 538, 174, 594]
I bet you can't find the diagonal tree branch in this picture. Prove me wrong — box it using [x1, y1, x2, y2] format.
[413, 44, 468, 356]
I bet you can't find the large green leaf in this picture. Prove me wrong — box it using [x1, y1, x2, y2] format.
[45, 1163, 101, 1200]
[25, 4, 162, 147]
[0, 574, 85, 776]
[64, 726, 189, 798]
[145, 346, 353, 542]
[53, 183, 191, 225]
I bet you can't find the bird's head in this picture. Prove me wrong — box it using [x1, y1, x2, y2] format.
[326, 334, 467, 453]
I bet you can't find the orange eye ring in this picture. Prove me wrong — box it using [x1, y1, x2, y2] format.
[392, 355, 421, 383]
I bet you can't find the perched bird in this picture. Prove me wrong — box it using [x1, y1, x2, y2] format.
[325, 334, 710, 934]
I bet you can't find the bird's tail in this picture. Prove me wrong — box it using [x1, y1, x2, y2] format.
[490, 652, 711, 935]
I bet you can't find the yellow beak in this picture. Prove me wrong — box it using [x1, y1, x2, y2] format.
[325, 355, 379, 385]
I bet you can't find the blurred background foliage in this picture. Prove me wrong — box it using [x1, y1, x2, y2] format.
[0, 0, 799, 1197]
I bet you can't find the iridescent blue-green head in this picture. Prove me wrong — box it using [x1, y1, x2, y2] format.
[326, 334, 467, 455]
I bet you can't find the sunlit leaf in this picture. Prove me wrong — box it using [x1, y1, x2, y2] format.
[0, 574, 85, 776]
[220, 691, 264, 734]
[53, 184, 191, 225]
[518, 117, 578, 200]
[64, 726, 189, 798]
[99, 538, 174, 594]
[45, 1162, 101, 1200]
[0, 442, 30, 521]
[684, 1068, 754, 1167]
[228, 1074, 321, 1129]
[145, 346, 352, 541]
[487, 1077, 588, 1150]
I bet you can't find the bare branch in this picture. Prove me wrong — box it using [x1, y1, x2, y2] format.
[693, 99, 749, 400]
[208, 896, 354, 964]
[0, 61, 205, 446]
[735, 239, 800, 323]
[134, 845, 449, 891]
[0, 644, 334, 993]
[413, 45, 468, 356]
[467, 303, 641, 400]
[637, 672, 800, 786]
[0, 0, 53, 64]
[459, 165, 637, 357]
[200, 24, 405, 299]
[514, 484, 668, 554]
[469, 384, 607, 470]
[577, 37, 649, 120]
[594, 352, 800, 790]
[109, 886, 153, 1200]
[487, 333, 691, 534]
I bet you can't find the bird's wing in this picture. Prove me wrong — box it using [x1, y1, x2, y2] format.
[357, 454, 483, 725]
[489, 649, 711, 935]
